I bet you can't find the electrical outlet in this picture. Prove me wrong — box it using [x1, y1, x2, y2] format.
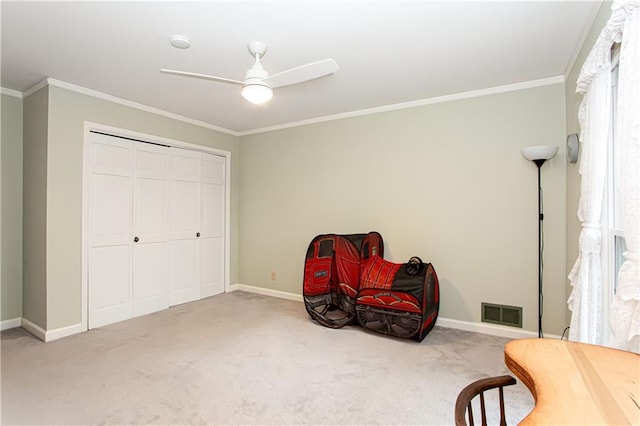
[271, 271, 277, 281]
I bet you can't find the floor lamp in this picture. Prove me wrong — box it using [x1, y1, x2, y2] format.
[521, 145, 558, 338]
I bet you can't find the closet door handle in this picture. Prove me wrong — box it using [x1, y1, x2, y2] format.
[196, 232, 201, 238]
[134, 236, 139, 243]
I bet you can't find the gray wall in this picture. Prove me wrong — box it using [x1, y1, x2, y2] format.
[564, 2, 612, 323]
[36, 85, 240, 330]
[1, 94, 23, 322]
[10, 3, 614, 334]
[240, 83, 568, 336]
[22, 87, 49, 328]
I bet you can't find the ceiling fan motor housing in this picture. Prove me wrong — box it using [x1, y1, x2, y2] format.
[245, 62, 269, 83]
[241, 52, 273, 104]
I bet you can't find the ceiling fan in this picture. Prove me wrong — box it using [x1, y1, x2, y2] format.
[161, 41, 339, 105]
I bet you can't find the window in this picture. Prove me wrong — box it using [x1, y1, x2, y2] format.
[602, 45, 626, 345]
[571, 6, 639, 350]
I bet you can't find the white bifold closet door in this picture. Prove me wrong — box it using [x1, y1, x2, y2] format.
[168, 148, 201, 306]
[88, 132, 225, 329]
[200, 153, 225, 298]
[132, 142, 170, 317]
[89, 134, 170, 329]
[88, 133, 134, 329]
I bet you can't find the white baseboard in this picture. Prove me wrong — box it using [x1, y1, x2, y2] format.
[45, 323, 83, 342]
[18, 318, 84, 342]
[1, 317, 22, 331]
[21, 318, 46, 340]
[230, 283, 561, 340]
[435, 317, 560, 340]
[229, 283, 303, 302]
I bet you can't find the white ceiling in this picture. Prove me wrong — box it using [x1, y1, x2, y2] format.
[1, 1, 601, 134]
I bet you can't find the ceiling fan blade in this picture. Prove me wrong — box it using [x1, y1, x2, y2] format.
[266, 59, 339, 89]
[160, 69, 244, 86]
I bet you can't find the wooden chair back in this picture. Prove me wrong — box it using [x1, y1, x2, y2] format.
[454, 375, 516, 426]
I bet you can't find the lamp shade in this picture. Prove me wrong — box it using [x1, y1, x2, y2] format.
[521, 145, 559, 161]
[241, 82, 273, 105]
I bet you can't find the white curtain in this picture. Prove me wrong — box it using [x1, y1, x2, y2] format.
[570, 1, 640, 351]
[568, 47, 611, 345]
[610, 3, 640, 353]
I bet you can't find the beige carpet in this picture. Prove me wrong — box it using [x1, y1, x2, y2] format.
[1, 291, 534, 425]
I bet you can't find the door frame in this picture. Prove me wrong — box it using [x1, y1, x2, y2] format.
[81, 121, 232, 332]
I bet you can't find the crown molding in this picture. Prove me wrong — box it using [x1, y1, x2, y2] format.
[238, 75, 566, 136]
[18, 74, 565, 137]
[0, 87, 23, 98]
[21, 78, 240, 136]
[46, 78, 240, 136]
[564, 1, 605, 78]
[22, 79, 48, 98]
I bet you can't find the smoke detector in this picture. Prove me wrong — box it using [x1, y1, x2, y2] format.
[170, 35, 191, 49]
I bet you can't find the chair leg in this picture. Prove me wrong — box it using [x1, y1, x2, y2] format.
[499, 386, 507, 426]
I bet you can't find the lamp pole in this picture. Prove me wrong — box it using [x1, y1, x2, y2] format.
[534, 159, 545, 338]
[520, 145, 557, 339]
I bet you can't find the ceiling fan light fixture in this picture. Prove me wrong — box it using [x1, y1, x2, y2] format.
[241, 81, 273, 105]
[161, 41, 339, 107]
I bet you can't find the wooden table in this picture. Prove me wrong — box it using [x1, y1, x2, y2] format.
[505, 338, 640, 425]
